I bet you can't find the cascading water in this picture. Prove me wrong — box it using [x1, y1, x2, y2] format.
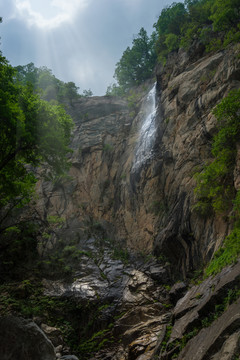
[131, 83, 157, 172]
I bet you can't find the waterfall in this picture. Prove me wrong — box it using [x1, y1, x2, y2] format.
[132, 83, 157, 172]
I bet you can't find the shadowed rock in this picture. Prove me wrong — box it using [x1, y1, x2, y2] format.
[178, 297, 240, 360]
[0, 316, 55, 360]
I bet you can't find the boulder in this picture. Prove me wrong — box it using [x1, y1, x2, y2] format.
[41, 323, 63, 347]
[170, 261, 240, 342]
[0, 316, 55, 360]
[169, 282, 187, 304]
[178, 297, 240, 360]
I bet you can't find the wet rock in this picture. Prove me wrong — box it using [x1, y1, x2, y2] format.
[41, 323, 63, 347]
[112, 302, 171, 360]
[177, 297, 240, 360]
[114, 303, 165, 337]
[169, 282, 187, 304]
[211, 330, 240, 360]
[0, 316, 55, 360]
[148, 265, 169, 284]
[56, 345, 63, 358]
[170, 261, 240, 342]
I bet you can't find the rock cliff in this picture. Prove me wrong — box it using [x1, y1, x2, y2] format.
[5, 43, 240, 359]
[36, 43, 240, 276]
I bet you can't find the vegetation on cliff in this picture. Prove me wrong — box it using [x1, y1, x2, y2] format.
[109, 0, 240, 94]
[108, 28, 157, 93]
[0, 2, 240, 358]
[0, 53, 74, 237]
[15, 63, 93, 104]
[194, 89, 240, 275]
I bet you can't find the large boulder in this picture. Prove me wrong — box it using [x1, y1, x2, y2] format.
[0, 316, 56, 360]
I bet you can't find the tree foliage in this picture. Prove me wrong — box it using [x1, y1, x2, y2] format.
[193, 89, 240, 274]
[15, 63, 93, 104]
[154, 2, 187, 36]
[110, 0, 240, 93]
[113, 28, 157, 93]
[194, 89, 240, 215]
[154, 0, 240, 61]
[0, 54, 74, 231]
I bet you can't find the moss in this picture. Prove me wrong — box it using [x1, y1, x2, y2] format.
[193, 90, 240, 275]
[194, 89, 240, 217]
[205, 226, 240, 276]
[0, 280, 118, 358]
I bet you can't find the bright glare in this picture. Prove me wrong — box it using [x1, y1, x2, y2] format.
[15, 0, 90, 29]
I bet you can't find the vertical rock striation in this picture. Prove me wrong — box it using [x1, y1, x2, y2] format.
[35, 44, 240, 278]
[153, 44, 240, 275]
[17, 43, 240, 360]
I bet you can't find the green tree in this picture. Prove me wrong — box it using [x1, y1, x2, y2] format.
[63, 81, 79, 104]
[82, 89, 93, 97]
[154, 2, 187, 36]
[165, 33, 179, 51]
[0, 54, 74, 231]
[105, 83, 125, 97]
[210, 0, 240, 31]
[194, 89, 240, 215]
[15, 63, 39, 89]
[14, 64, 82, 105]
[154, 2, 186, 61]
[114, 28, 157, 91]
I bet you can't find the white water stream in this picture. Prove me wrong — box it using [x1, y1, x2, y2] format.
[132, 83, 157, 172]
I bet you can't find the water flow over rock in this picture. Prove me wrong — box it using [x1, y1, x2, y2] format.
[132, 83, 157, 172]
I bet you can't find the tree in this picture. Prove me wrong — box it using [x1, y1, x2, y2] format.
[0, 54, 74, 231]
[194, 89, 240, 215]
[154, 0, 240, 60]
[14, 64, 82, 105]
[15, 63, 39, 89]
[154, 2, 187, 36]
[63, 81, 79, 104]
[82, 89, 93, 97]
[114, 28, 157, 91]
[165, 33, 179, 51]
[210, 0, 240, 31]
[105, 83, 124, 97]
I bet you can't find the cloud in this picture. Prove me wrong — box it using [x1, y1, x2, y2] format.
[1, 0, 173, 95]
[14, 0, 90, 29]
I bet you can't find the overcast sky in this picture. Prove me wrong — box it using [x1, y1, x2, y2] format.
[0, 0, 173, 95]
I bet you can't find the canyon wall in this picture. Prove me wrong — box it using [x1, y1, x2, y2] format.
[36, 43, 240, 278]
[6, 43, 240, 360]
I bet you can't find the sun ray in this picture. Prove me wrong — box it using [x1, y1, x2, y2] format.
[14, 0, 91, 29]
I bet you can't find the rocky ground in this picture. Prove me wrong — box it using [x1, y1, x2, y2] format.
[1, 248, 239, 359]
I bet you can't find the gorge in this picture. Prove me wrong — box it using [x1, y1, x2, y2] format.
[1, 38, 240, 360]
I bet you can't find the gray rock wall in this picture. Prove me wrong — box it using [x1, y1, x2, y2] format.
[33, 44, 240, 278]
[153, 44, 240, 275]
[0, 316, 55, 360]
[18, 43, 240, 360]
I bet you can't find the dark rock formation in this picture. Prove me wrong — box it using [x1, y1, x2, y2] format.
[0, 316, 55, 360]
[154, 45, 240, 276]
[158, 261, 240, 360]
[178, 298, 240, 360]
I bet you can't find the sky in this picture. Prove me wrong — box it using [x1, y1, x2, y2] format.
[0, 0, 173, 95]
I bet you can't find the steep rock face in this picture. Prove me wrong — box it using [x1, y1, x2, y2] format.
[36, 44, 240, 278]
[0, 316, 56, 360]
[153, 44, 240, 275]
[35, 86, 160, 255]
[23, 44, 240, 360]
